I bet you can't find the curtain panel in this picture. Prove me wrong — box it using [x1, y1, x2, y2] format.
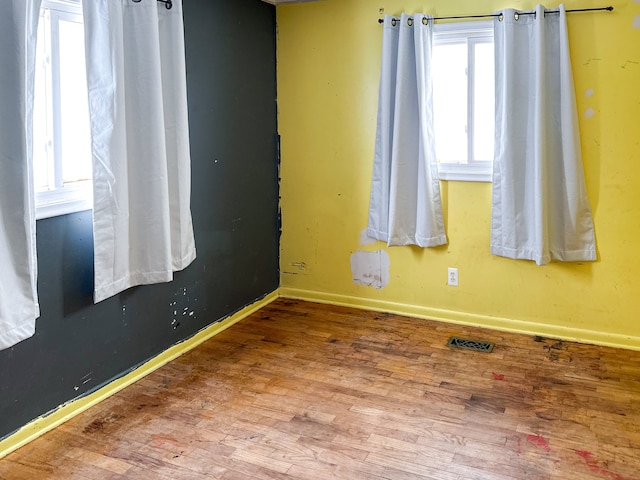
[82, 0, 196, 303]
[491, 4, 596, 265]
[367, 14, 447, 247]
[0, 0, 42, 350]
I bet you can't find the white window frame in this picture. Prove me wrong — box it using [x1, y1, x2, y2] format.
[433, 20, 494, 183]
[35, 0, 92, 220]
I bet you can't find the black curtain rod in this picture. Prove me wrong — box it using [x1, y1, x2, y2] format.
[377, 6, 613, 24]
[132, 0, 173, 9]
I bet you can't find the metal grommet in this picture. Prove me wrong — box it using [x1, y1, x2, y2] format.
[514, 12, 519, 21]
[407, 17, 413, 26]
[422, 17, 428, 26]
[498, 13, 504, 22]
[391, 18, 397, 27]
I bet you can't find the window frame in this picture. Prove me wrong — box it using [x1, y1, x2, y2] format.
[432, 20, 494, 183]
[35, 0, 92, 220]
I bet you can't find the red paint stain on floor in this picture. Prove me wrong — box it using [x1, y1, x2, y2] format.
[492, 372, 505, 380]
[514, 437, 522, 456]
[150, 433, 180, 448]
[526, 434, 551, 452]
[575, 450, 627, 480]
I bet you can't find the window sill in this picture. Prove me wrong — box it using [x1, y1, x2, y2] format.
[437, 162, 492, 183]
[36, 183, 92, 220]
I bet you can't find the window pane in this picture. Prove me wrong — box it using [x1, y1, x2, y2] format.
[33, 13, 52, 192]
[58, 18, 92, 184]
[473, 41, 494, 162]
[433, 43, 467, 164]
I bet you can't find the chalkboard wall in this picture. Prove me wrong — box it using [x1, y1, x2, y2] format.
[0, 0, 278, 440]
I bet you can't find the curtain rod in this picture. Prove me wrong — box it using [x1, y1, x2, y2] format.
[132, 0, 173, 9]
[377, 6, 613, 24]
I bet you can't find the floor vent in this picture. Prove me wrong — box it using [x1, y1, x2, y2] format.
[447, 336, 494, 353]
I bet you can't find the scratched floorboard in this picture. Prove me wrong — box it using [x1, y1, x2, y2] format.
[2, 299, 640, 480]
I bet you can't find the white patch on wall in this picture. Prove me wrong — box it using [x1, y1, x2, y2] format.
[350, 250, 390, 289]
[633, 15, 640, 29]
[584, 108, 595, 118]
[359, 228, 377, 246]
[585, 88, 594, 97]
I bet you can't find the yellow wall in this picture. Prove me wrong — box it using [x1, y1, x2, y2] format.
[277, 0, 640, 349]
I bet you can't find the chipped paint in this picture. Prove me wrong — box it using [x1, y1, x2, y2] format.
[585, 108, 595, 118]
[634, 15, 640, 29]
[358, 228, 377, 246]
[350, 250, 390, 289]
[168, 286, 200, 328]
[585, 88, 594, 97]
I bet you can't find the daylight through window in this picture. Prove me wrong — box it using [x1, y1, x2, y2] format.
[432, 21, 495, 182]
[34, 0, 92, 219]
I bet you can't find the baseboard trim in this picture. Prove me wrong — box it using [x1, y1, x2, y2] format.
[3, 286, 638, 459]
[0, 290, 279, 460]
[279, 287, 640, 352]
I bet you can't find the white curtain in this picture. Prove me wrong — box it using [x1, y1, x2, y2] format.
[82, 0, 196, 303]
[0, 0, 42, 350]
[491, 4, 596, 265]
[367, 14, 447, 247]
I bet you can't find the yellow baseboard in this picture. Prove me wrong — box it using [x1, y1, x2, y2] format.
[0, 290, 279, 460]
[279, 287, 640, 352]
[3, 286, 638, 459]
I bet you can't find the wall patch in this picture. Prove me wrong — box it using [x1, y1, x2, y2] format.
[350, 250, 390, 289]
[359, 228, 378, 246]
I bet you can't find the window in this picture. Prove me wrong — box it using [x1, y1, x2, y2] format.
[34, 0, 92, 219]
[432, 21, 495, 182]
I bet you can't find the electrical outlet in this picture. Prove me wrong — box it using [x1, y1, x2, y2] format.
[448, 267, 458, 287]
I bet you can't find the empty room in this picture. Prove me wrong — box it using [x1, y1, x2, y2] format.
[1, 0, 639, 479]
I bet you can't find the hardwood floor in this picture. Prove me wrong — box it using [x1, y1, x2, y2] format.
[2, 299, 640, 480]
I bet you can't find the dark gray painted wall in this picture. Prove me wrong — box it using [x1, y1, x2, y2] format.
[0, 0, 278, 440]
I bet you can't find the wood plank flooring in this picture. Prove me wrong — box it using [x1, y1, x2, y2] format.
[1, 299, 640, 479]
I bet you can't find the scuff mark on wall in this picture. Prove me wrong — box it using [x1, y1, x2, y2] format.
[633, 15, 640, 29]
[81, 372, 93, 385]
[283, 260, 309, 277]
[583, 58, 601, 66]
[585, 88, 594, 97]
[350, 250, 390, 289]
[584, 108, 595, 118]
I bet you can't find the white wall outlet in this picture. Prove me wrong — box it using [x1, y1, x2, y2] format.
[448, 267, 458, 287]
